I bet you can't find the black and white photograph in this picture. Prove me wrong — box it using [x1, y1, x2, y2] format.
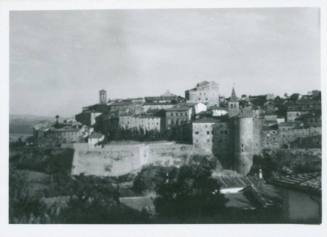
[1, 0, 325, 233]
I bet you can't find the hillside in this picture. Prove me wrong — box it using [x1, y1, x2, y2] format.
[10, 114, 55, 134]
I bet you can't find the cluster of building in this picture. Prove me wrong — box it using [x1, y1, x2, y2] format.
[76, 81, 219, 135]
[33, 117, 93, 145]
[82, 82, 321, 174]
[33, 80, 321, 176]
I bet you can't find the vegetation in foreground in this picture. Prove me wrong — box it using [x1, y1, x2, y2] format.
[10, 141, 305, 224]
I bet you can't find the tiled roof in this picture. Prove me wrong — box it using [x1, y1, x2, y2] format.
[166, 105, 192, 111]
[143, 102, 175, 105]
[213, 173, 260, 189]
[193, 117, 221, 124]
[269, 172, 321, 195]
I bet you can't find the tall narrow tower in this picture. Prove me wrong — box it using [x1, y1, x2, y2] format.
[228, 87, 239, 117]
[234, 107, 262, 175]
[99, 89, 107, 104]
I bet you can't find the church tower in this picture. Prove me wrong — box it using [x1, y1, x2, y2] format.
[228, 87, 239, 117]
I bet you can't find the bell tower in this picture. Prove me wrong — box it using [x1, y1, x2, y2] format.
[228, 87, 239, 117]
[99, 89, 107, 104]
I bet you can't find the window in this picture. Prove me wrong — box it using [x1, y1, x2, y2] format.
[195, 131, 199, 135]
[207, 131, 210, 135]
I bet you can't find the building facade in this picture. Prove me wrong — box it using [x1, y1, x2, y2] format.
[212, 121, 234, 168]
[185, 81, 219, 106]
[192, 118, 217, 153]
[109, 101, 144, 116]
[119, 115, 163, 132]
[142, 103, 176, 113]
[165, 105, 193, 130]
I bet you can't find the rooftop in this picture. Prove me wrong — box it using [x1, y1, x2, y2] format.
[119, 195, 156, 215]
[193, 117, 221, 124]
[269, 172, 321, 195]
[166, 105, 192, 111]
[278, 121, 298, 127]
[208, 105, 227, 110]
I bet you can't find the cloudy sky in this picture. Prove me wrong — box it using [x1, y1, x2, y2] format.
[10, 8, 320, 117]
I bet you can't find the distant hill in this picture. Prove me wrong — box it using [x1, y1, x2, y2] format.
[9, 114, 53, 134]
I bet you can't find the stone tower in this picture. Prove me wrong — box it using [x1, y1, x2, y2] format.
[234, 107, 262, 175]
[99, 89, 107, 104]
[228, 87, 239, 117]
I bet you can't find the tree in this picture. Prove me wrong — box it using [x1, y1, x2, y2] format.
[57, 175, 150, 223]
[289, 93, 300, 102]
[133, 165, 175, 194]
[9, 167, 48, 223]
[154, 161, 227, 220]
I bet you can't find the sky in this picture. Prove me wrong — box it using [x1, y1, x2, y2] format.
[10, 8, 320, 117]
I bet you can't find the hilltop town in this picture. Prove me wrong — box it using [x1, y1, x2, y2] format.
[33, 81, 321, 174]
[10, 81, 322, 224]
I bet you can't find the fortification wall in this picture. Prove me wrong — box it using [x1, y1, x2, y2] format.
[72, 142, 195, 177]
[71, 143, 147, 176]
[148, 142, 194, 167]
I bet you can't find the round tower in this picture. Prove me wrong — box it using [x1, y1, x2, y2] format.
[234, 113, 255, 175]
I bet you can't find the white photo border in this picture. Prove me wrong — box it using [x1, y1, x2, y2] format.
[0, 0, 326, 237]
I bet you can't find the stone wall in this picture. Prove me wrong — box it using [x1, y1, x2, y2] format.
[72, 143, 147, 177]
[148, 142, 194, 167]
[262, 127, 321, 149]
[71, 141, 195, 177]
[234, 117, 262, 175]
[192, 122, 215, 154]
[212, 121, 234, 168]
